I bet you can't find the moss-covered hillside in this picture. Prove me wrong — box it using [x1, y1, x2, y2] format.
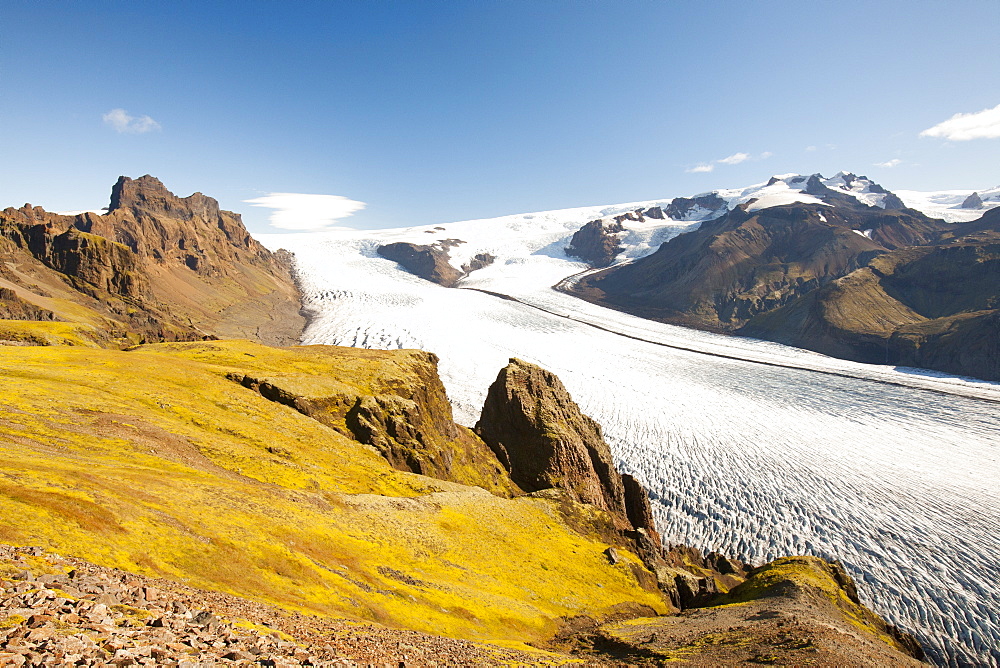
[0, 339, 669, 649]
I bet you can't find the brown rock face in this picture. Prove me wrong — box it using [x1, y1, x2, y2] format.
[0, 176, 304, 346]
[227, 349, 519, 496]
[0, 287, 56, 321]
[376, 240, 494, 287]
[566, 219, 625, 268]
[476, 358, 657, 535]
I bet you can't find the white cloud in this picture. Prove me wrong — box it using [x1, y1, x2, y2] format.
[686, 150, 771, 173]
[244, 193, 367, 231]
[805, 145, 817, 152]
[920, 103, 1000, 141]
[718, 152, 750, 165]
[103, 108, 161, 134]
[874, 158, 902, 168]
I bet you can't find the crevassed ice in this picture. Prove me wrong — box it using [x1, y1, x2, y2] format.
[258, 190, 1000, 667]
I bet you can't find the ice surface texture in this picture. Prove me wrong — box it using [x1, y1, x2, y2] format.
[261, 192, 1000, 667]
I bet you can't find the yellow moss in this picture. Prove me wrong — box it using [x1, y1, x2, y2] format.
[0, 320, 102, 347]
[0, 341, 668, 648]
[0, 614, 26, 629]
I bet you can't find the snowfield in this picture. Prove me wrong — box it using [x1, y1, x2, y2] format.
[258, 179, 1000, 667]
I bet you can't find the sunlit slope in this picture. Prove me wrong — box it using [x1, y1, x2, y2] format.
[0, 340, 668, 645]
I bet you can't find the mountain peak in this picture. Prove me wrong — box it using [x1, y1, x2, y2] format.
[108, 174, 220, 219]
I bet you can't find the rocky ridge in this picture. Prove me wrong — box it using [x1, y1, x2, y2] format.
[0, 176, 303, 347]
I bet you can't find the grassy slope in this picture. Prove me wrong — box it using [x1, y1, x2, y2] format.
[0, 339, 667, 647]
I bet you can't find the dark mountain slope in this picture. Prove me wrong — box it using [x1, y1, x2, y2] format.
[573, 179, 1000, 380]
[578, 198, 948, 332]
[741, 210, 1000, 378]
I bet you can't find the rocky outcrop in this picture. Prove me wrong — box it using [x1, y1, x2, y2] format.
[0, 176, 304, 346]
[962, 191, 983, 209]
[228, 348, 519, 496]
[0, 288, 55, 321]
[595, 556, 924, 666]
[476, 359, 630, 522]
[460, 252, 495, 274]
[475, 359, 754, 612]
[377, 240, 495, 287]
[376, 241, 464, 287]
[665, 193, 727, 221]
[566, 219, 625, 267]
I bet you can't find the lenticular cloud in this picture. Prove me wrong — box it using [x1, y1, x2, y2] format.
[244, 193, 367, 231]
[920, 103, 1000, 141]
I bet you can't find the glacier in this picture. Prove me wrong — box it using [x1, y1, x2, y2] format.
[258, 181, 1000, 667]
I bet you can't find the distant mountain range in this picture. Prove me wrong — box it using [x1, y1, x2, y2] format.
[569, 173, 1000, 381]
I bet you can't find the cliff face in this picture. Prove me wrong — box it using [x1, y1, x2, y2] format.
[565, 219, 625, 267]
[477, 358, 632, 522]
[227, 348, 519, 496]
[0, 176, 303, 347]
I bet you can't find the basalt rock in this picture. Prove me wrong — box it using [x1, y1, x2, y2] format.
[961, 191, 983, 209]
[566, 219, 625, 268]
[476, 358, 630, 524]
[0, 176, 304, 346]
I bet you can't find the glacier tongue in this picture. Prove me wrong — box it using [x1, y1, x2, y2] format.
[260, 190, 1000, 667]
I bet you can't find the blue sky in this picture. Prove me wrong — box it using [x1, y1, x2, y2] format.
[2, 1, 998, 233]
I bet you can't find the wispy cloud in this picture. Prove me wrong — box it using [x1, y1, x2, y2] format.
[805, 145, 817, 152]
[717, 152, 750, 165]
[874, 158, 902, 168]
[244, 193, 366, 231]
[103, 108, 161, 134]
[920, 103, 1000, 141]
[686, 151, 771, 173]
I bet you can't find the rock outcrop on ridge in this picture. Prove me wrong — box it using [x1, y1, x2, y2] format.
[227, 348, 519, 496]
[0, 176, 303, 347]
[566, 219, 626, 267]
[477, 358, 641, 529]
[376, 239, 494, 287]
